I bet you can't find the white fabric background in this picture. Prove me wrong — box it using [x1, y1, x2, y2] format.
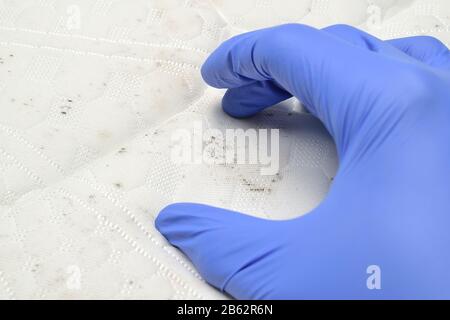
[0, 0, 448, 299]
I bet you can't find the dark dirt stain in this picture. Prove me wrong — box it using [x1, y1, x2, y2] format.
[249, 187, 271, 193]
[60, 105, 72, 115]
[242, 177, 272, 193]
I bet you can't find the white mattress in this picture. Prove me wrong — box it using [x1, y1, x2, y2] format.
[0, 0, 448, 299]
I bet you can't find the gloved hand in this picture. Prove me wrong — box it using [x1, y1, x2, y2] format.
[156, 24, 450, 299]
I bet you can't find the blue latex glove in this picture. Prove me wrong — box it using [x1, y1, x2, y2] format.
[156, 24, 450, 299]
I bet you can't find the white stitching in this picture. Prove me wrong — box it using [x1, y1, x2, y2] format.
[0, 26, 209, 54]
[0, 41, 200, 71]
[56, 187, 205, 299]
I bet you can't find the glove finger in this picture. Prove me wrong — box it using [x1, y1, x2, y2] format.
[387, 36, 450, 70]
[200, 23, 401, 156]
[322, 24, 413, 61]
[222, 80, 292, 118]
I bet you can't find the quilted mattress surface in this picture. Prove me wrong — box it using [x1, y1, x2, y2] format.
[0, 0, 449, 299]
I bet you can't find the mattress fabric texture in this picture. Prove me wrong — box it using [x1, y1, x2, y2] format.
[0, 0, 448, 299]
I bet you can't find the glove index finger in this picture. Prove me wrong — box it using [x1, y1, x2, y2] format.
[201, 31, 267, 89]
[200, 24, 374, 112]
